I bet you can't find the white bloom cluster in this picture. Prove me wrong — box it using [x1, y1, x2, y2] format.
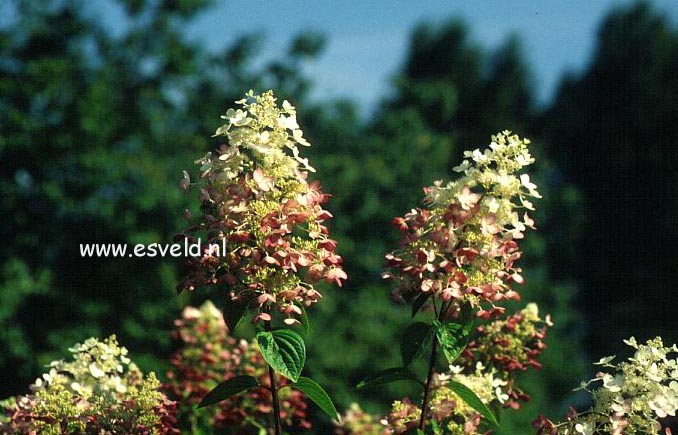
[206, 89, 314, 179]
[566, 337, 678, 435]
[434, 361, 510, 413]
[32, 335, 141, 400]
[427, 131, 540, 239]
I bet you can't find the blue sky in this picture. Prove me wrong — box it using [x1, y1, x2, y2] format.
[93, 0, 678, 113]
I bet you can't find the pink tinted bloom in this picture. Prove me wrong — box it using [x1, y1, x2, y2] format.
[177, 92, 345, 324]
[384, 132, 539, 319]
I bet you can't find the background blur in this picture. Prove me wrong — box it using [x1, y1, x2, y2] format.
[2, 0, 678, 433]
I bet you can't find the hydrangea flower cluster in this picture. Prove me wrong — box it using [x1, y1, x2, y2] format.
[383, 131, 540, 319]
[163, 301, 310, 434]
[177, 90, 345, 324]
[533, 337, 678, 435]
[383, 399, 422, 435]
[461, 303, 551, 408]
[0, 336, 178, 435]
[426, 364, 510, 435]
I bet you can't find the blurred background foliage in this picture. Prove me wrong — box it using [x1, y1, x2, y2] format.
[1, 0, 677, 433]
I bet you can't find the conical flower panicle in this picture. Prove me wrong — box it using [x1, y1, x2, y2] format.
[384, 131, 540, 318]
[178, 91, 345, 324]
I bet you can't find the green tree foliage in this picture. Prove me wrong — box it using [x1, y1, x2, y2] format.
[539, 2, 678, 358]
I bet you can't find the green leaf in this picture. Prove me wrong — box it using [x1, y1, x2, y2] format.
[299, 304, 310, 337]
[356, 367, 423, 390]
[198, 375, 259, 408]
[411, 292, 433, 318]
[447, 380, 499, 428]
[292, 376, 339, 420]
[256, 329, 306, 382]
[434, 321, 471, 364]
[223, 293, 254, 332]
[400, 322, 433, 366]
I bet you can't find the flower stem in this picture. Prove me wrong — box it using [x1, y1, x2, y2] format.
[265, 320, 283, 435]
[420, 301, 452, 432]
[419, 335, 439, 431]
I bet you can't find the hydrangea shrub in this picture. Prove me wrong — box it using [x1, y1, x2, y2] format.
[1, 90, 676, 435]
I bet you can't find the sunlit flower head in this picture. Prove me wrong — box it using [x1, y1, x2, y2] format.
[177, 91, 345, 324]
[384, 132, 539, 318]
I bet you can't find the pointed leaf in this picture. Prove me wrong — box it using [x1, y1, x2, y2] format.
[448, 380, 499, 427]
[223, 293, 254, 332]
[411, 292, 433, 318]
[256, 329, 306, 382]
[299, 304, 310, 337]
[292, 376, 339, 420]
[356, 367, 423, 390]
[434, 321, 471, 364]
[198, 375, 259, 408]
[400, 322, 433, 366]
